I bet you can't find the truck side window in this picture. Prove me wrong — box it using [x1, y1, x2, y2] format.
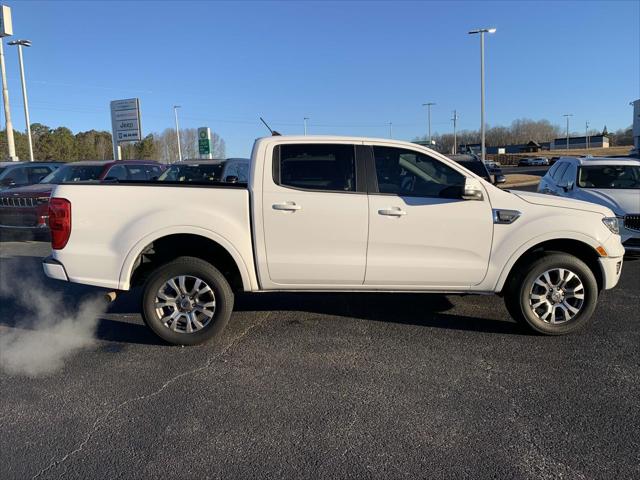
[277, 144, 356, 192]
[106, 165, 128, 180]
[126, 166, 147, 180]
[373, 147, 465, 198]
[27, 166, 52, 183]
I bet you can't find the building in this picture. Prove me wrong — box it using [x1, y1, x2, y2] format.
[632, 99, 640, 157]
[550, 134, 609, 150]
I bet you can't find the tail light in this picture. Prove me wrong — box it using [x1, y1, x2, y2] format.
[49, 198, 71, 250]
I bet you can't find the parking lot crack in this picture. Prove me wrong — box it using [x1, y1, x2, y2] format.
[30, 314, 270, 480]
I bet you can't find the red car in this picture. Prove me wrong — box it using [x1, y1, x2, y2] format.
[0, 160, 164, 234]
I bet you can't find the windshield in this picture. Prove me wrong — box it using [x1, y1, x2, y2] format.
[577, 165, 640, 189]
[40, 165, 105, 184]
[0, 167, 6, 177]
[157, 164, 223, 182]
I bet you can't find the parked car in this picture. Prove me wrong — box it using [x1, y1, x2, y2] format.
[43, 136, 624, 344]
[538, 156, 640, 252]
[0, 160, 163, 232]
[0, 161, 61, 191]
[518, 157, 549, 166]
[448, 155, 505, 185]
[157, 158, 249, 184]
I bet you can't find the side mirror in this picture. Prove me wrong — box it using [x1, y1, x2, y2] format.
[224, 175, 239, 183]
[461, 178, 484, 201]
[494, 175, 506, 185]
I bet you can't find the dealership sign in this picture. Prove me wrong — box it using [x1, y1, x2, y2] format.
[110, 98, 142, 143]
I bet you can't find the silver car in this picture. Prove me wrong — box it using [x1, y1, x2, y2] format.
[538, 156, 640, 252]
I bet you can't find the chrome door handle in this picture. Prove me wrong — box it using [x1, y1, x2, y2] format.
[272, 202, 301, 212]
[378, 207, 407, 217]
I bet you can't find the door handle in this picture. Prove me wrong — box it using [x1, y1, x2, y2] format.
[272, 202, 301, 212]
[378, 207, 407, 217]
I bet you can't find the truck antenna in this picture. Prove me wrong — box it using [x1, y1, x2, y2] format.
[260, 117, 281, 136]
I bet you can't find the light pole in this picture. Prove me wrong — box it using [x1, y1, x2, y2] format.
[8, 39, 33, 161]
[468, 27, 496, 161]
[173, 105, 182, 162]
[451, 110, 458, 155]
[0, 38, 17, 161]
[388, 122, 393, 139]
[303, 117, 309, 136]
[563, 114, 573, 150]
[422, 102, 436, 145]
[585, 120, 590, 150]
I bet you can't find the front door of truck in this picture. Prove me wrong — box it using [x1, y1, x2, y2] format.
[262, 143, 368, 287]
[364, 145, 493, 287]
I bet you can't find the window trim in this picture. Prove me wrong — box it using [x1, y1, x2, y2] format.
[272, 143, 367, 194]
[366, 145, 467, 199]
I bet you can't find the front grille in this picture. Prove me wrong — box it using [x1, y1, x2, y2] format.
[624, 214, 640, 232]
[0, 196, 38, 208]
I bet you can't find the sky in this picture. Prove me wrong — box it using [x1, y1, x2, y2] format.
[3, 0, 639, 157]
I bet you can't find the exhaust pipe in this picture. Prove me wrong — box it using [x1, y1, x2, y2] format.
[104, 291, 117, 303]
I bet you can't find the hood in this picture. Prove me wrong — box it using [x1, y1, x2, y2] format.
[513, 191, 613, 216]
[573, 188, 640, 216]
[0, 183, 54, 198]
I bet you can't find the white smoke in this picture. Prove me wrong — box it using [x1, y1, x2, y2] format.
[0, 264, 105, 377]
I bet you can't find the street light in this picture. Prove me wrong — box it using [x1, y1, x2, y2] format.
[8, 39, 33, 161]
[422, 102, 436, 145]
[303, 117, 309, 136]
[173, 105, 182, 162]
[563, 114, 573, 150]
[388, 121, 393, 139]
[451, 110, 458, 155]
[468, 27, 496, 161]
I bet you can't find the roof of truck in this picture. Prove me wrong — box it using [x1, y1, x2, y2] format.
[560, 157, 640, 167]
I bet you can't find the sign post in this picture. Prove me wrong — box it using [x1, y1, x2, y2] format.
[110, 98, 142, 160]
[198, 127, 213, 159]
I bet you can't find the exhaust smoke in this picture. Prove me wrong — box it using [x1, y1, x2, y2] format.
[0, 263, 106, 377]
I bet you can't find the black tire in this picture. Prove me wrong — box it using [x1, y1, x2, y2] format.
[503, 253, 598, 335]
[141, 256, 234, 345]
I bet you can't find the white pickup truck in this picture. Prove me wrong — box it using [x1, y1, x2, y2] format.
[43, 136, 625, 344]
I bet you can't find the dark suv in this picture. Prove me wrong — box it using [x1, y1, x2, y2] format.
[0, 161, 62, 191]
[0, 160, 163, 234]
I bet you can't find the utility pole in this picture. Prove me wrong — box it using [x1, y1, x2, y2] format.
[8, 39, 33, 161]
[303, 117, 309, 136]
[173, 105, 182, 162]
[451, 110, 458, 155]
[422, 102, 436, 145]
[0, 38, 17, 161]
[389, 122, 393, 139]
[563, 114, 573, 150]
[468, 28, 496, 162]
[585, 120, 589, 150]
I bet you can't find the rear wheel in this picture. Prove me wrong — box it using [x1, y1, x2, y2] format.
[141, 257, 234, 345]
[504, 253, 598, 335]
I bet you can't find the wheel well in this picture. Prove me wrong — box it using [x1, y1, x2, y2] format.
[503, 239, 603, 293]
[129, 234, 244, 291]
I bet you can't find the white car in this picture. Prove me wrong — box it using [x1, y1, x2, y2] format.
[42, 136, 624, 344]
[519, 157, 549, 167]
[538, 157, 640, 252]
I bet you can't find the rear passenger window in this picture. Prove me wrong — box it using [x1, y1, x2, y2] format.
[126, 166, 147, 181]
[276, 144, 356, 192]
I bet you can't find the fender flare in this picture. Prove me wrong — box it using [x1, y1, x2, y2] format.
[117, 225, 253, 291]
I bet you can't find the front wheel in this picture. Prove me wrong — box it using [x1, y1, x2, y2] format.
[504, 253, 598, 335]
[141, 257, 234, 345]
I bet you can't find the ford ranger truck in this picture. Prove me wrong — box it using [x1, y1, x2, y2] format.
[42, 136, 625, 345]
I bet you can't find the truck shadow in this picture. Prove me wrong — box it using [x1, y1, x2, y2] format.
[234, 292, 529, 335]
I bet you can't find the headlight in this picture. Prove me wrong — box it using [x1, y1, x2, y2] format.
[602, 217, 619, 235]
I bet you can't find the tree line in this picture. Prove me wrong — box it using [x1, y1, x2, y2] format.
[0, 124, 226, 162]
[414, 118, 634, 154]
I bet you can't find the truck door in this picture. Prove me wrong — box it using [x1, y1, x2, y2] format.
[262, 143, 368, 286]
[364, 145, 493, 287]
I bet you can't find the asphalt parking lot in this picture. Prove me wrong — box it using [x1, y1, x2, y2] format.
[1, 234, 639, 479]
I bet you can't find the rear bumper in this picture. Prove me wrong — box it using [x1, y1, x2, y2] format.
[598, 256, 623, 290]
[42, 256, 69, 282]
